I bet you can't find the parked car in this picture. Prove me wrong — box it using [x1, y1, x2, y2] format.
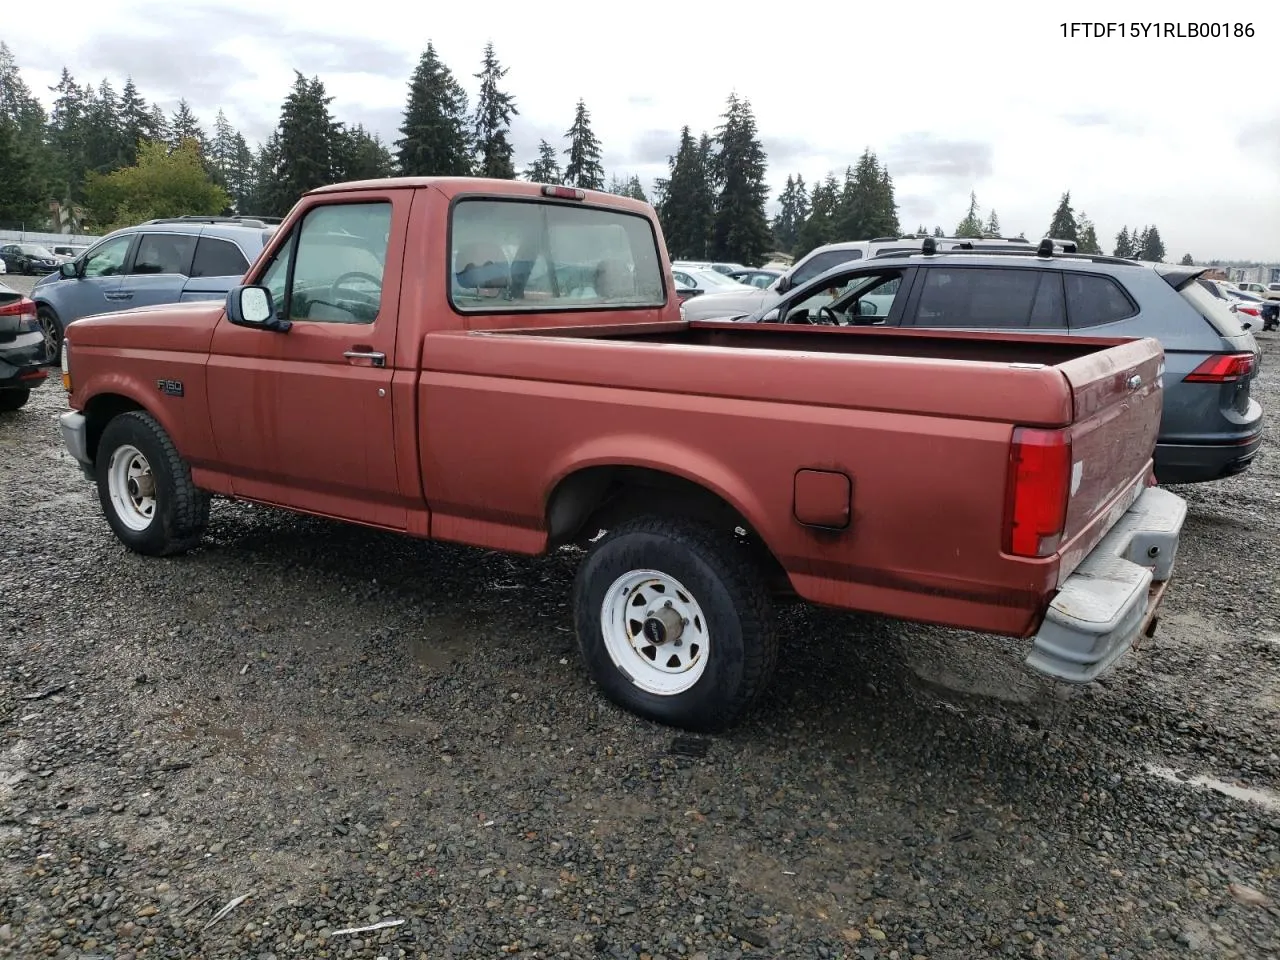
[727, 267, 784, 289]
[57, 176, 1185, 732]
[724, 239, 1262, 485]
[0, 243, 64, 275]
[672, 274, 701, 303]
[671, 266, 749, 297]
[30, 215, 277, 364]
[1198, 278, 1273, 331]
[678, 235, 1048, 321]
[0, 282, 49, 411]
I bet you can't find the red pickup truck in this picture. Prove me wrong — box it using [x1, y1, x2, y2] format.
[57, 177, 1187, 731]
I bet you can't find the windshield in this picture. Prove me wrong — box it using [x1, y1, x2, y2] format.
[21, 245, 55, 258]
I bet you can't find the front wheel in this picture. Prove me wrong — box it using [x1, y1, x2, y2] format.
[95, 411, 210, 556]
[36, 307, 62, 365]
[573, 516, 778, 732]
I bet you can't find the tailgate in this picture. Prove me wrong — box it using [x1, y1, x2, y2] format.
[1056, 338, 1165, 566]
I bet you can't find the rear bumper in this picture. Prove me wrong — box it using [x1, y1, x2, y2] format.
[1025, 486, 1186, 684]
[1154, 432, 1263, 484]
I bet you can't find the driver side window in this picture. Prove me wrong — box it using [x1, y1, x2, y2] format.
[258, 202, 393, 325]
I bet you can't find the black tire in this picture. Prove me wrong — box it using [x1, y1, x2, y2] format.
[0, 388, 31, 412]
[572, 515, 778, 732]
[36, 306, 62, 366]
[95, 411, 210, 556]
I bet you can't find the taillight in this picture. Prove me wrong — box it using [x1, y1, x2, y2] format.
[1237, 305, 1260, 317]
[1183, 352, 1256, 383]
[0, 296, 38, 331]
[61, 339, 72, 392]
[1004, 427, 1072, 558]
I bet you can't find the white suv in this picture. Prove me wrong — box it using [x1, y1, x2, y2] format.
[678, 235, 1044, 320]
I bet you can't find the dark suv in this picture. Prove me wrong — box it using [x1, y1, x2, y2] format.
[726, 240, 1263, 485]
[30, 216, 276, 363]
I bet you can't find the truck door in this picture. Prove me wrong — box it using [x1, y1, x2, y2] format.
[205, 197, 409, 529]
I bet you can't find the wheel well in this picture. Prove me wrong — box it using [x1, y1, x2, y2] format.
[84, 394, 145, 463]
[545, 465, 792, 594]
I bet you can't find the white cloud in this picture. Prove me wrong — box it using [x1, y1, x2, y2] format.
[6, 0, 1279, 260]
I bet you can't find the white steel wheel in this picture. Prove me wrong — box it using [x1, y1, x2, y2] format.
[107, 443, 157, 531]
[600, 568, 710, 696]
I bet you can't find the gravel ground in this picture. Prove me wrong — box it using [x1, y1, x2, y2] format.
[2, 281, 1278, 959]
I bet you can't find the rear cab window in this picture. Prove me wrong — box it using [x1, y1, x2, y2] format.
[449, 199, 665, 312]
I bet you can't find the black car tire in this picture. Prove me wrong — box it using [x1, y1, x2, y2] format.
[0, 389, 31, 412]
[573, 515, 778, 732]
[36, 306, 62, 366]
[95, 411, 211, 556]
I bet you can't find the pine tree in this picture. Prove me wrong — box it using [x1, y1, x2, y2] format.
[932, 226, 944, 238]
[1076, 212, 1101, 254]
[562, 99, 604, 190]
[0, 42, 47, 140]
[1179, 253, 1194, 266]
[622, 175, 647, 202]
[984, 209, 1001, 237]
[274, 72, 339, 212]
[47, 68, 92, 201]
[82, 79, 127, 175]
[397, 42, 472, 177]
[170, 99, 207, 157]
[209, 109, 239, 192]
[654, 126, 715, 260]
[227, 132, 255, 213]
[833, 149, 898, 241]
[147, 103, 170, 144]
[772, 175, 806, 252]
[955, 191, 983, 237]
[117, 78, 153, 165]
[1113, 226, 1134, 258]
[246, 134, 284, 216]
[0, 115, 45, 222]
[1046, 191, 1078, 241]
[335, 124, 396, 181]
[710, 93, 771, 265]
[524, 139, 561, 183]
[471, 42, 518, 179]
[1135, 225, 1165, 262]
[795, 174, 840, 257]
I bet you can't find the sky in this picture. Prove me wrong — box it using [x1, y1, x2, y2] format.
[4, 0, 1279, 261]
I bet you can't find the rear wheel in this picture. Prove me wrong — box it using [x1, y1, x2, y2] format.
[0, 388, 31, 412]
[573, 515, 778, 732]
[95, 411, 210, 556]
[36, 307, 61, 365]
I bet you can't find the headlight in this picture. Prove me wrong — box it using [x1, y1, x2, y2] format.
[61, 340, 71, 392]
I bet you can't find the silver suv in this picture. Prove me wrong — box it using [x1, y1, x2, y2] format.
[30, 216, 277, 363]
[678, 235, 1049, 321]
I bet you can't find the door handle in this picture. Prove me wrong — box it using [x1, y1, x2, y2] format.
[344, 350, 386, 367]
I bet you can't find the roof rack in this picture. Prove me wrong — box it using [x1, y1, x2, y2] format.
[142, 215, 272, 228]
[889, 247, 1140, 267]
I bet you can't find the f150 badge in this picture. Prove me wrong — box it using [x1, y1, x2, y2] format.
[156, 379, 184, 398]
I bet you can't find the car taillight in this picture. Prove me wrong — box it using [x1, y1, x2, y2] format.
[1183, 352, 1256, 383]
[1004, 427, 1072, 559]
[0, 296, 38, 331]
[1237, 305, 1260, 317]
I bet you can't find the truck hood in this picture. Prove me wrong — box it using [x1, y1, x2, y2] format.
[66, 300, 226, 354]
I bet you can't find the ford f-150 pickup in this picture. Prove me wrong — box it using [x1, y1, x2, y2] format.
[57, 177, 1187, 731]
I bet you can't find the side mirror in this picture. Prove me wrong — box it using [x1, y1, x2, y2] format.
[859, 300, 878, 316]
[775, 277, 791, 293]
[226, 285, 290, 332]
[58, 262, 78, 279]
[761, 308, 781, 323]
